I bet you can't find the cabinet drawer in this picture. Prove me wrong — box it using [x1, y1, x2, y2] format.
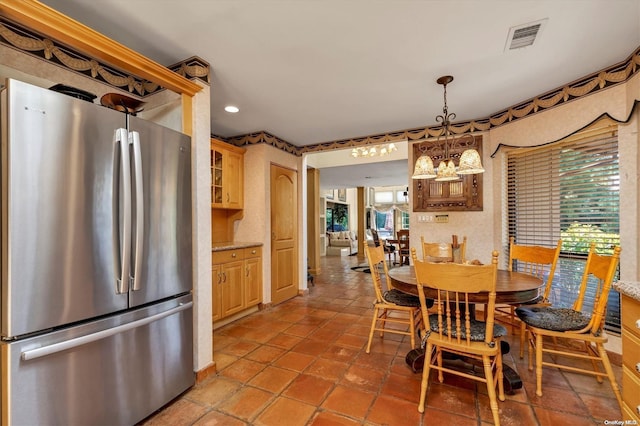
[622, 401, 640, 423]
[622, 329, 640, 379]
[213, 249, 243, 264]
[622, 295, 640, 340]
[244, 246, 262, 259]
[623, 365, 640, 415]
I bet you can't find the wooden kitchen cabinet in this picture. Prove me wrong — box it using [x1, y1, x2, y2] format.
[244, 247, 263, 307]
[621, 292, 640, 422]
[212, 246, 262, 323]
[212, 263, 222, 322]
[211, 138, 245, 209]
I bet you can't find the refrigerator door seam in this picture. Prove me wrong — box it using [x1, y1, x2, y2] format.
[20, 301, 193, 361]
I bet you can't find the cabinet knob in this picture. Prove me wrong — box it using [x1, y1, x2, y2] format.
[636, 405, 640, 415]
[636, 363, 640, 373]
[251, 249, 256, 254]
[636, 319, 640, 329]
[232, 253, 237, 258]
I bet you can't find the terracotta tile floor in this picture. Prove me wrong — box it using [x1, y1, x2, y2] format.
[142, 254, 624, 425]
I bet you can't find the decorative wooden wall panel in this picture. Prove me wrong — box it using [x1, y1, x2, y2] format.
[412, 136, 483, 212]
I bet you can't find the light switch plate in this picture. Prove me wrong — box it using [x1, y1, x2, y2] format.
[435, 214, 449, 223]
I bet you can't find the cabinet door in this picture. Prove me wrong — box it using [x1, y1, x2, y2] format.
[211, 148, 224, 208]
[245, 255, 262, 307]
[221, 260, 245, 316]
[212, 264, 222, 322]
[225, 150, 244, 209]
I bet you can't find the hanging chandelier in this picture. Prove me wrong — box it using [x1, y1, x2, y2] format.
[351, 142, 397, 158]
[412, 75, 484, 181]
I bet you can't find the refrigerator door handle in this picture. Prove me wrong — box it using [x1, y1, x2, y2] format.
[129, 131, 144, 291]
[114, 128, 132, 294]
[21, 302, 193, 361]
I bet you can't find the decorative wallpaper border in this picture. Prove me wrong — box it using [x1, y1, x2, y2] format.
[0, 18, 209, 97]
[1, 13, 637, 156]
[228, 45, 640, 157]
[225, 131, 299, 156]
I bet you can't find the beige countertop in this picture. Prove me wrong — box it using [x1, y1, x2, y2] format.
[212, 242, 262, 252]
[613, 280, 640, 301]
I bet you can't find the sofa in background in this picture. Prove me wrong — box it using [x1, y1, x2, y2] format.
[326, 231, 357, 255]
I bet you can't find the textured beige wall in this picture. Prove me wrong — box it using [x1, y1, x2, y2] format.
[408, 73, 640, 279]
[235, 143, 304, 303]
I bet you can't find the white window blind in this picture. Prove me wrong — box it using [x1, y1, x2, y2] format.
[507, 132, 621, 332]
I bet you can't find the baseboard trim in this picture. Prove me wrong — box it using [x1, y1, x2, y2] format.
[195, 362, 217, 383]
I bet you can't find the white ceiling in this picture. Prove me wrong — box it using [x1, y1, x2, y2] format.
[39, 0, 640, 189]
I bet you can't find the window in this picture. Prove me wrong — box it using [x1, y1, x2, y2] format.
[507, 131, 620, 332]
[326, 203, 349, 232]
[374, 191, 393, 204]
[401, 211, 410, 229]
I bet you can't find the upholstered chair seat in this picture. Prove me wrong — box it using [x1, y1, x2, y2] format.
[516, 306, 591, 332]
[427, 316, 507, 341]
[382, 289, 421, 307]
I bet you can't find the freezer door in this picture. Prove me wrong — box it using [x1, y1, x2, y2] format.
[1, 79, 128, 338]
[0, 294, 194, 426]
[128, 116, 192, 306]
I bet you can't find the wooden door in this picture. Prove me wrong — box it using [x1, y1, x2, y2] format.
[270, 164, 298, 304]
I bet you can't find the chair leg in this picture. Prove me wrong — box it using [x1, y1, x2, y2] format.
[527, 330, 535, 371]
[510, 306, 517, 334]
[584, 341, 604, 383]
[408, 312, 416, 349]
[597, 342, 623, 409]
[519, 322, 527, 359]
[378, 309, 389, 337]
[418, 342, 433, 413]
[535, 332, 543, 397]
[482, 354, 501, 426]
[366, 306, 379, 353]
[496, 351, 505, 402]
[436, 348, 444, 383]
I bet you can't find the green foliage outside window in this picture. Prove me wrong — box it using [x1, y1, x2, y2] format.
[560, 223, 620, 255]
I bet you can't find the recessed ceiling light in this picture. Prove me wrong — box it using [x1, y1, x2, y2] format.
[224, 105, 239, 113]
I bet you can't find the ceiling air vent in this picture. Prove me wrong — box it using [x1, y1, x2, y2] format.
[505, 18, 548, 51]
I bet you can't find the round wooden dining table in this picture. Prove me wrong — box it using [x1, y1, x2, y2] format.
[388, 266, 544, 304]
[388, 265, 544, 393]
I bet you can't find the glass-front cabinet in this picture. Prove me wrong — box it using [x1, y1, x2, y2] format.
[211, 138, 245, 209]
[212, 149, 224, 205]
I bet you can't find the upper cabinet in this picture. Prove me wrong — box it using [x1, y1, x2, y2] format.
[211, 138, 245, 210]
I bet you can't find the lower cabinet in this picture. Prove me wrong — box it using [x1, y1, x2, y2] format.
[212, 246, 262, 323]
[621, 293, 640, 422]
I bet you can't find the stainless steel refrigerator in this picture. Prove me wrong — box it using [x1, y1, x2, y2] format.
[0, 78, 194, 425]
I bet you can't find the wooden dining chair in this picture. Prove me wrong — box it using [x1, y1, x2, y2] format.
[516, 243, 622, 407]
[410, 248, 506, 425]
[420, 236, 467, 263]
[364, 243, 421, 353]
[396, 229, 410, 265]
[370, 228, 395, 265]
[496, 237, 562, 358]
